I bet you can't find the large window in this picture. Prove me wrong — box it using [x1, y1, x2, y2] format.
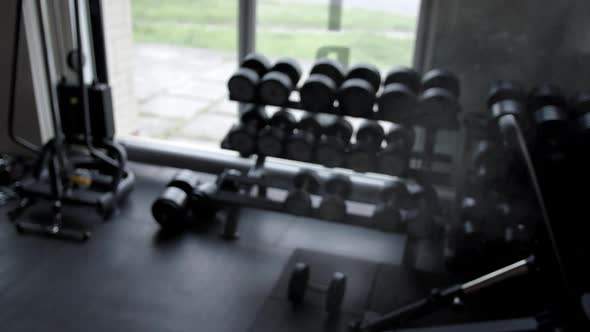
[118, 0, 420, 147]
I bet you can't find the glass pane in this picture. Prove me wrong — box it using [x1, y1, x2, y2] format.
[119, 0, 239, 147]
[256, 0, 420, 71]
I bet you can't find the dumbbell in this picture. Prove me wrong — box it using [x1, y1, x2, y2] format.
[227, 53, 271, 102]
[418, 69, 461, 128]
[571, 90, 590, 149]
[470, 140, 512, 188]
[259, 58, 302, 106]
[487, 80, 529, 135]
[300, 58, 346, 113]
[346, 120, 385, 172]
[256, 110, 297, 157]
[405, 181, 443, 239]
[338, 64, 381, 117]
[527, 83, 570, 160]
[152, 170, 199, 230]
[223, 105, 268, 157]
[372, 179, 408, 232]
[318, 173, 352, 221]
[377, 67, 420, 122]
[284, 169, 321, 216]
[288, 262, 347, 314]
[285, 114, 323, 162]
[315, 116, 353, 168]
[376, 125, 415, 176]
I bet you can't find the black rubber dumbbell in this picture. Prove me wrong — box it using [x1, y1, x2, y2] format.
[152, 170, 200, 230]
[571, 90, 590, 147]
[259, 58, 302, 106]
[470, 140, 512, 189]
[315, 116, 353, 168]
[227, 53, 271, 102]
[372, 179, 409, 232]
[419, 69, 461, 128]
[376, 125, 415, 176]
[338, 64, 381, 117]
[527, 83, 569, 161]
[487, 80, 530, 141]
[406, 181, 443, 238]
[223, 105, 268, 157]
[285, 114, 323, 162]
[346, 120, 385, 172]
[300, 58, 346, 113]
[288, 262, 347, 314]
[318, 173, 352, 221]
[378, 67, 420, 122]
[284, 169, 321, 216]
[257, 110, 297, 157]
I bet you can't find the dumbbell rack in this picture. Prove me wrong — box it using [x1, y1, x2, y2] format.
[206, 159, 440, 267]
[226, 92, 460, 187]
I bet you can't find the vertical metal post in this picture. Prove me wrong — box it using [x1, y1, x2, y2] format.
[412, 0, 435, 72]
[328, 0, 342, 31]
[238, 0, 256, 62]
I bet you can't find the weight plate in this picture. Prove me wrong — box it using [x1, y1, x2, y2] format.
[528, 83, 566, 112]
[241, 53, 271, 76]
[385, 125, 415, 151]
[240, 106, 268, 129]
[169, 170, 199, 195]
[346, 63, 381, 91]
[356, 121, 385, 147]
[326, 117, 353, 142]
[287, 262, 310, 305]
[310, 58, 346, 86]
[384, 67, 421, 93]
[338, 79, 376, 117]
[190, 182, 220, 221]
[377, 83, 417, 122]
[269, 110, 297, 130]
[293, 169, 320, 192]
[571, 90, 590, 117]
[152, 187, 188, 229]
[346, 145, 374, 172]
[259, 72, 293, 106]
[226, 125, 256, 156]
[315, 137, 347, 168]
[284, 190, 313, 216]
[325, 173, 352, 197]
[421, 68, 460, 98]
[273, 58, 303, 86]
[285, 133, 315, 162]
[487, 80, 525, 108]
[418, 88, 460, 128]
[300, 74, 337, 113]
[318, 195, 347, 222]
[227, 68, 259, 102]
[325, 272, 347, 313]
[257, 128, 284, 157]
[298, 114, 323, 137]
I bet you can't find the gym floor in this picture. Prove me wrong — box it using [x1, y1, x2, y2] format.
[0, 164, 533, 331]
[0, 163, 404, 331]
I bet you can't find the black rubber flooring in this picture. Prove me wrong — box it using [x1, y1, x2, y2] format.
[0, 164, 412, 332]
[0, 163, 537, 331]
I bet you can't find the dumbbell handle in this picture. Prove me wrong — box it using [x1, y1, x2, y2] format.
[308, 282, 328, 293]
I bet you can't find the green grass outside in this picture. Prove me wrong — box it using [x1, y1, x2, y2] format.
[132, 0, 417, 67]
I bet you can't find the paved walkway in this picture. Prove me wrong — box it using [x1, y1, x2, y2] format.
[132, 43, 239, 148]
[131, 43, 317, 148]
